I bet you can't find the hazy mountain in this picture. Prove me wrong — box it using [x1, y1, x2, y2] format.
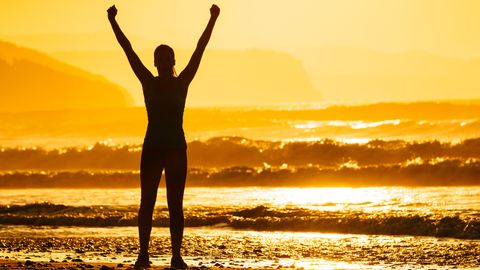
[296, 46, 480, 102]
[5, 33, 480, 104]
[0, 40, 133, 112]
[52, 49, 322, 106]
[0, 33, 158, 52]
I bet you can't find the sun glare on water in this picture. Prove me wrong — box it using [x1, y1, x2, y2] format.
[271, 188, 395, 209]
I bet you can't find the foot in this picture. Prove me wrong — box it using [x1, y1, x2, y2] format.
[170, 256, 187, 269]
[134, 253, 151, 269]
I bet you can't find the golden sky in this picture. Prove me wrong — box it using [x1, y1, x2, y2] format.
[1, 0, 480, 57]
[2, 0, 480, 105]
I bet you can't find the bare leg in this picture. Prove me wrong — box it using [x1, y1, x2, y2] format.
[137, 146, 163, 266]
[165, 149, 187, 268]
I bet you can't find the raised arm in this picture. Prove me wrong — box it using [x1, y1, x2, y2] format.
[179, 4, 220, 86]
[108, 5, 152, 84]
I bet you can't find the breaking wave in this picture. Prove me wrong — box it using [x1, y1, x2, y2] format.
[0, 158, 479, 188]
[0, 203, 478, 239]
[1, 136, 480, 170]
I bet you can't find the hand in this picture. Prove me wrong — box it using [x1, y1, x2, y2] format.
[210, 4, 220, 18]
[107, 5, 117, 20]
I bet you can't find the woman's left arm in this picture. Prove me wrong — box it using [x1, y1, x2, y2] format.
[179, 4, 220, 87]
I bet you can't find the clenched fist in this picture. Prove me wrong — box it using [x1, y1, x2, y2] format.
[107, 5, 117, 21]
[210, 4, 220, 18]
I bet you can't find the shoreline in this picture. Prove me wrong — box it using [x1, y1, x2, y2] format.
[1, 229, 479, 270]
[0, 259, 289, 270]
[0, 259, 130, 270]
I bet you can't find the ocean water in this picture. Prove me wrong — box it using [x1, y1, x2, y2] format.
[1, 136, 480, 188]
[1, 103, 480, 268]
[0, 187, 479, 238]
[0, 187, 479, 269]
[1, 102, 480, 148]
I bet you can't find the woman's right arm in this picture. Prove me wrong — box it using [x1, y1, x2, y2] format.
[108, 5, 152, 84]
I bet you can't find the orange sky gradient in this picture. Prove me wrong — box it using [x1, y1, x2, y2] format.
[1, 0, 480, 56]
[2, 0, 480, 105]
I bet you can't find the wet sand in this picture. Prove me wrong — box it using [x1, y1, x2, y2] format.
[0, 259, 124, 270]
[0, 257, 290, 270]
[0, 259, 272, 269]
[0, 259, 279, 270]
[1, 227, 479, 269]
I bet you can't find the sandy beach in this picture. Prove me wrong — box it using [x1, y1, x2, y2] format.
[1, 225, 480, 270]
[0, 259, 282, 270]
[0, 259, 127, 270]
[3, 1, 480, 269]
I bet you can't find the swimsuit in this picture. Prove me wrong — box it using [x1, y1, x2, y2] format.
[142, 76, 187, 149]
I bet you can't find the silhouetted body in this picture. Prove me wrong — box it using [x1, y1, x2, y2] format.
[143, 75, 188, 148]
[108, 4, 219, 269]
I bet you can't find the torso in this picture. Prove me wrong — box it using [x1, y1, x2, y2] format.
[142, 76, 188, 149]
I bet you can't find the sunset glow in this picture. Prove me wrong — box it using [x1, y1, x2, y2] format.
[1, 1, 479, 269]
[2, 1, 480, 105]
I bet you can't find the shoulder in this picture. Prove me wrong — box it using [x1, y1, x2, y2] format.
[144, 75, 158, 85]
[176, 73, 192, 88]
[174, 76, 188, 88]
[174, 76, 189, 97]
[141, 76, 157, 93]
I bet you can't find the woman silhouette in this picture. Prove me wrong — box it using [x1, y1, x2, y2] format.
[107, 4, 220, 269]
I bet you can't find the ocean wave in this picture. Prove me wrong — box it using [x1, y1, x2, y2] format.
[0, 203, 478, 239]
[1, 137, 480, 170]
[3, 103, 480, 147]
[0, 157, 480, 188]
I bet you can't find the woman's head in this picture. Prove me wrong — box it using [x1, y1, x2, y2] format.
[154, 44, 176, 76]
